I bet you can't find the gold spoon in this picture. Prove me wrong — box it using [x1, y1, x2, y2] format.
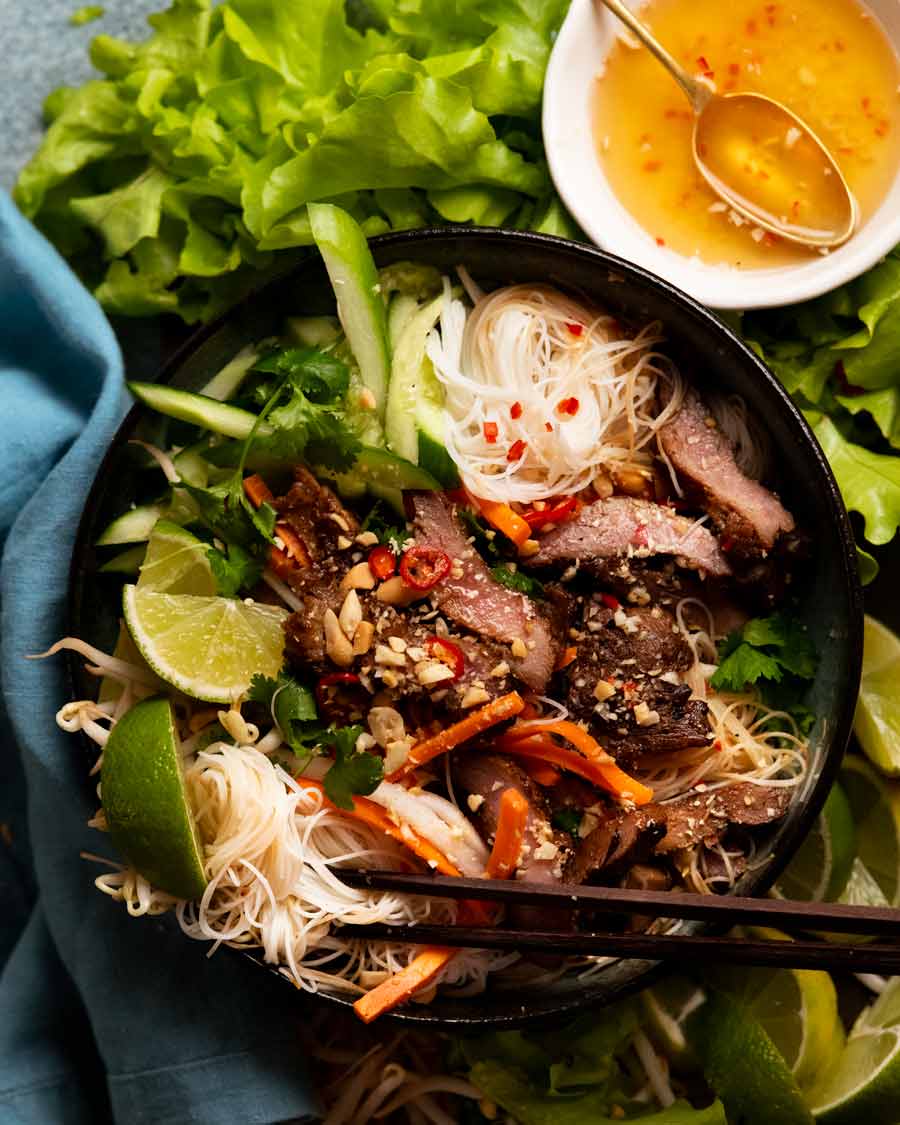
[595, 0, 858, 248]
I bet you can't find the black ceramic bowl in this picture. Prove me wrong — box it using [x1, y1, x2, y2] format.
[69, 228, 864, 1027]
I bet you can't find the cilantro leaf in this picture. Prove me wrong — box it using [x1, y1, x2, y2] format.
[491, 564, 545, 598]
[179, 477, 261, 551]
[551, 808, 582, 836]
[256, 388, 361, 473]
[207, 542, 264, 597]
[322, 724, 383, 809]
[248, 671, 318, 754]
[710, 643, 785, 691]
[253, 347, 350, 404]
[360, 501, 408, 552]
[458, 506, 501, 560]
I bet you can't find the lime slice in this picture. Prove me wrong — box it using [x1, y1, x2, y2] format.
[687, 988, 813, 1125]
[855, 615, 900, 776]
[839, 755, 900, 905]
[136, 519, 217, 596]
[706, 944, 844, 1095]
[811, 978, 900, 1124]
[123, 585, 288, 703]
[775, 784, 855, 902]
[101, 696, 207, 899]
[838, 857, 890, 909]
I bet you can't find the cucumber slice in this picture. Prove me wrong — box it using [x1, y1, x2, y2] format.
[387, 294, 419, 350]
[171, 448, 210, 488]
[96, 503, 168, 546]
[199, 344, 259, 402]
[353, 446, 440, 492]
[128, 382, 267, 440]
[385, 294, 444, 462]
[308, 203, 390, 421]
[99, 545, 147, 574]
[417, 412, 460, 489]
[286, 316, 341, 347]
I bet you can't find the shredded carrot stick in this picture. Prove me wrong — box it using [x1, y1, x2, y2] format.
[387, 692, 525, 781]
[474, 497, 531, 548]
[555, 645, 578, 671]
[354, 946, 456, 1023]
[522, 760, 561, 787]
[242, 473, 274, 507]
[495, 733, 654, 806]
[273, 522, 311, 568]
[485, 788, 529, 879]
[298, 779, 459, 875]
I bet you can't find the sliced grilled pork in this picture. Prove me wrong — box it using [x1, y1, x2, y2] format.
[529, 496, 731, 579]
[451, 753, 570, 883]
[658, 389, 794, 555]
[562, 602, 711, 768]
[408, 492, 563, 691]
[565, 807, 665, 884]
[654, 782, 793, 853]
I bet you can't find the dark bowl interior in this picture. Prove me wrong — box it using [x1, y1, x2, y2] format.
[68, 228, 863, 1027]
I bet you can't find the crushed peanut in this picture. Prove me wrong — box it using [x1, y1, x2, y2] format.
[352, 621, 375, 655]
[460, 686, 491, 709]
[340, 561, 376, 591]
[323, 608, 354, 667]
[338, 589, 363, 640]
[593, 679, 616, 702]
[374, 644, 407, 668]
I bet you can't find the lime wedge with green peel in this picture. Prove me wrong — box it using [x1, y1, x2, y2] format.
[101, 696, 207, 900]
[704, 947, 844, 1096]
[123, 586, 289, 703]
[687, 988, 813, 1125]
[811, 978, 900, 1124]
[839, 755, 900, 905]
[136, 520, 216, 596]
[775, 783, 855, 902]
[855, 615, 900, 776]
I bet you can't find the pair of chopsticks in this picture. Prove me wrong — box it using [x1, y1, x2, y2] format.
[333, 868, 900, 973]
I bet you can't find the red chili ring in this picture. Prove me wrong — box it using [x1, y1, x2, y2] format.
[426, 636, 466, 680]
[368, 544, 396, 581]
[399, 546, 451, 590]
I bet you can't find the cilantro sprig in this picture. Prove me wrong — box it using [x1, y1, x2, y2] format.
[710, 612, 818, 730]
[491, 563, 545, 598]
[248, 671, 382, 809]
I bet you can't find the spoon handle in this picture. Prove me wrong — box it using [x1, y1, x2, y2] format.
[593, 0, 710, 111]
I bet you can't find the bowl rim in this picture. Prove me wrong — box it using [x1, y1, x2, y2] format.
[542, 0, 900, 310]
[67, 225, 864, 1027]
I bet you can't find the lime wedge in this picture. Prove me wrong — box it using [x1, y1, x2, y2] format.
[839, 755, 900, 905]
[123, 585, 288, 703]
[137, 519, 216, 596]
[775, 784, 855, 902]
[838, 857, 890, 909]
[855, 615, 900, 776]
[101, 696, 207, 900]
[811, 977, 900, 1124]
[687, 988, 813, 1125]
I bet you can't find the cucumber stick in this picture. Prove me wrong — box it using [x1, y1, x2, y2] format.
[97, 503, 167, 546]
[199, 344, 259, 401]
[308, 203, 390, 421]
[385, 295, 443, 462]
[128, 382, 269, 440]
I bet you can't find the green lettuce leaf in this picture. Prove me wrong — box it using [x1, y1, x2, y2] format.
[15, 0, 572, 323]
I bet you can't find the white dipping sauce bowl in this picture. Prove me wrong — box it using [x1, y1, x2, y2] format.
[542, 0, 900, 309]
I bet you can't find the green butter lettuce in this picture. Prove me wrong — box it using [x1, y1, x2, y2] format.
[15, 0, 569, 322]
[744, 246, 900, 577]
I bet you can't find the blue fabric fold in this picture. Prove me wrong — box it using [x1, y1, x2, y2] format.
[0, 192, 319, 1125]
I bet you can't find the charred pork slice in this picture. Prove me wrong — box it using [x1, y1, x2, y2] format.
[564, 806, 666, 884]
[563, 603, 711, 768]
[654, 782, 793, 853]
[529, 496, 731, 579]
[408, 492, 564, 691]
[658, 389, 794, 555]
[452, 753, 570, 884]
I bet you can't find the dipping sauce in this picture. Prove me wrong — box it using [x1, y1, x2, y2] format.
[593, 0, 900, 268]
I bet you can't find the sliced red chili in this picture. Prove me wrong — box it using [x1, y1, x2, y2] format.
[399, 546, 451, 590]
[558, 397, 580, 416]
[599, 592, 620, 610]
[545, 422, 553, 433]
[510, 401, 523, 420]
[483, 421, 499, 444]
[524, 496, 578, 529]
[368, 545, 396, 581]
[507, 440, 527, 462]
[566, 322, 584, 337]
[426, 636, 465, 680]
[315, 672, 361, 709]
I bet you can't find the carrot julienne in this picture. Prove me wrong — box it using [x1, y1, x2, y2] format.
[521, 760, 561, 787]
[387, 692, 525, 781]
[474, 497, 531, 547]
[242, 473, 274, 507]
[354, 946, 456, 1023]
[485, 788, 529, 880]
[498, 719, 654, 805]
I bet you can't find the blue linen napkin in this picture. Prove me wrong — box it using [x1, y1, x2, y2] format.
[0, 192, 320, 1125]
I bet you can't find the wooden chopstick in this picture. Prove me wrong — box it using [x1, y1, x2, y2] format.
[335, 868, 900, 938]
[341, 921, 900, 974]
